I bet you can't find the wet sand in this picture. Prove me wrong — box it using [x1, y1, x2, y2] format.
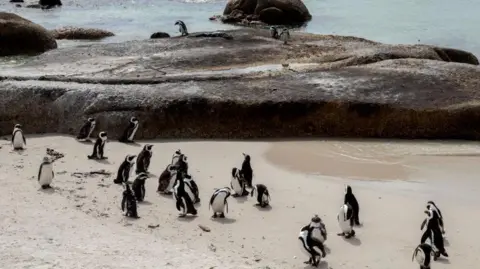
[1, 135, 479, 269]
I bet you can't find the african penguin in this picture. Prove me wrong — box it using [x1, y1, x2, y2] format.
[118, 117, 139, 143]
[251, 183, 271, 208]
[157, 164, 177, 194]
[114, 155, 136, 184]
[420, 208, 448, 260]
[121, 183, 139, 218]
[209, 187, 231, 218]
[302, 214, 327, 244]
[298, 226, 327, 267]
[184, 174, 200, 204]
[136, 144, 153, 174]
[412, 242, 435, 269]
[173, 171, 197, 217]
[344, 185, 360, 226]
[132, 172, 148, 202]
[337, 204, 356, 238]
[38, 156, 54, 189]
[240, 153, 253, 188]
[426, 201, 445, 235]
[11, 124, 26, 150]
[171, 150, 188, 174]
[270, 26, 279, 39]
[279, 28, 290, 45]
[76, 117, 96, 142]
[231, 167, 249, 197]
[171, 149, 182, 165]
[87, 131, 108, 160]
[175, 20, 188, 36]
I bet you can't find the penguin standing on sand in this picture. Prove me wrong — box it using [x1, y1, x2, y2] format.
[157, 164, 177, 194]
[209, 187, 231, 218]
[119, 117, 139, 143]
[303, 214, 327, 244]
[337, 204, 356, 238]
[114, 155, 136, 184]
[270, 26, 279, 39]
[87, 131, 108, 160]
[184, 174, 200, 204]
[298, 222, 327, 267]
[38, 156, 54, 189]
[279, 28, 290, 45]
[231, 167, 249, 197]
[11, 124, 26, 150]
[132, 172, 148, 202]
[251, 184, 271, 208]
[76, 118, 96, 141]
[136, 144, 153, 174]
[175, 20, 188, 36]
[344, 185, 360, 226]
[420, 208, 448, 260]
[173, 172, 197, 217]
[412, 242, 435, 269]
[427, 201, 446, 235]
[121, 183, 139, 218]
[240, 153, 253, 188]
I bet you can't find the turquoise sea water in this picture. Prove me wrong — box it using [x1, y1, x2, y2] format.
[2, 0, 480, 56]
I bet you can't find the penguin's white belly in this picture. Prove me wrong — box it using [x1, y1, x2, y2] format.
[13, 132, 24, 148]
[231, 178, 242, 194]
[298, 230, 311, 257]
[211, 193, 226, 212]
[312, 228, 325, 243]
[414, 248, 426, 265]
[261, 193, 269, 204]
[39, 165, 53, 186]
[128, 125, 139, 141]
[166, 172, 177, 192]
[184, 182, 195, 202]
[338, 214, 351, 233]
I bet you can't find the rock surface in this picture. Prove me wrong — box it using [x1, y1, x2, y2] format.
[0, 29, 479, 140]
[150, 32, 170, 39]
[50, 27, 115, 40]
[0, 12, 57, 56]
[220, 0, 311, 26]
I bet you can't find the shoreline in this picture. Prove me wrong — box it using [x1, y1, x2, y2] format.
[1, 135, 479, 268]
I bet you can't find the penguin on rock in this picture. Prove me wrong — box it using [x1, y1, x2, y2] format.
[114, 155, 136, 184]
[87, 131, 107, 160]
[76, 118, 96, 142]
[11, 124, 26, 150]
[119, 117, 139, 143]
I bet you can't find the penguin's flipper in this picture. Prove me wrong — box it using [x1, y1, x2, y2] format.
[37, 165, 42, 181]
[225, 199, 229, 214]
[421, 219, 427, 230]
[23, 135, 26, 145]
[121, 195, 127, 212]
[52, 170, 54, 179]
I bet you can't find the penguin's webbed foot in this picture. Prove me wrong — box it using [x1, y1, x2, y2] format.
[212, 214, 217, 218]
[178, 213, 186, 218]
[41, 185, 51, 189]
[232, 193, 239, 197]
[219, 213, 225, 218]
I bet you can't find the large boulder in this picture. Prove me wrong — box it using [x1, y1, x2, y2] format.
[0, 12, 57, 56]
[50, 27, 115, 40]
[221, 0, 311, 25]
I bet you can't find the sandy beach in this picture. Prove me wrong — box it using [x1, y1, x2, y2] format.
[1, 135, 480, 269]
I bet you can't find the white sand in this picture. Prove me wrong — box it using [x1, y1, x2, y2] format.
[1, 135, 479, 269]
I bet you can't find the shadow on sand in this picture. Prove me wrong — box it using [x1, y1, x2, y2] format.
[303, 260, 329, 269]
[211, 217, 236, 224]
[254, 204, 272, 211]
[177, 215, 198, 222]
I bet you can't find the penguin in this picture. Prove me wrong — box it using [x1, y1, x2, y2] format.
[420, 208, 448, 260]
[175, 20, 188, 36]
[87, 131, 108, 160]
[76, 117, 96, 142]
[11, 124, 26, 150]
[240, 153, 253, 188]
[412, 242, 435, 269]
[344, 185, 360, 226]
[279, 28, 290, 45]
[426, 201, 445, 235]
[231, 167, 249, 197]
[209, 187, 231, 218]
[298, 226, 327, 267]
[121, 183, 139, 218]
[251, 183, 271, 208]
[118, 117, 139, 143]
[38, 156, 54, 189]
[132, 172, 148, 202]
[302, 214, 328, 244]
[173, 172, 197, 217]
[114, 155, 136, 184]
[270, 26, 279, 39]
[171, 149, 182, 165]
[184, 174, 200, 204]
[157, 164, 177, 194]
[136, 144, 153, 174]
[337, 204, 356, 238]
[172, 151, 188, 174]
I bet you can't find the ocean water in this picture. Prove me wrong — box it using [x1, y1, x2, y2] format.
[2, 0, 480, 56]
